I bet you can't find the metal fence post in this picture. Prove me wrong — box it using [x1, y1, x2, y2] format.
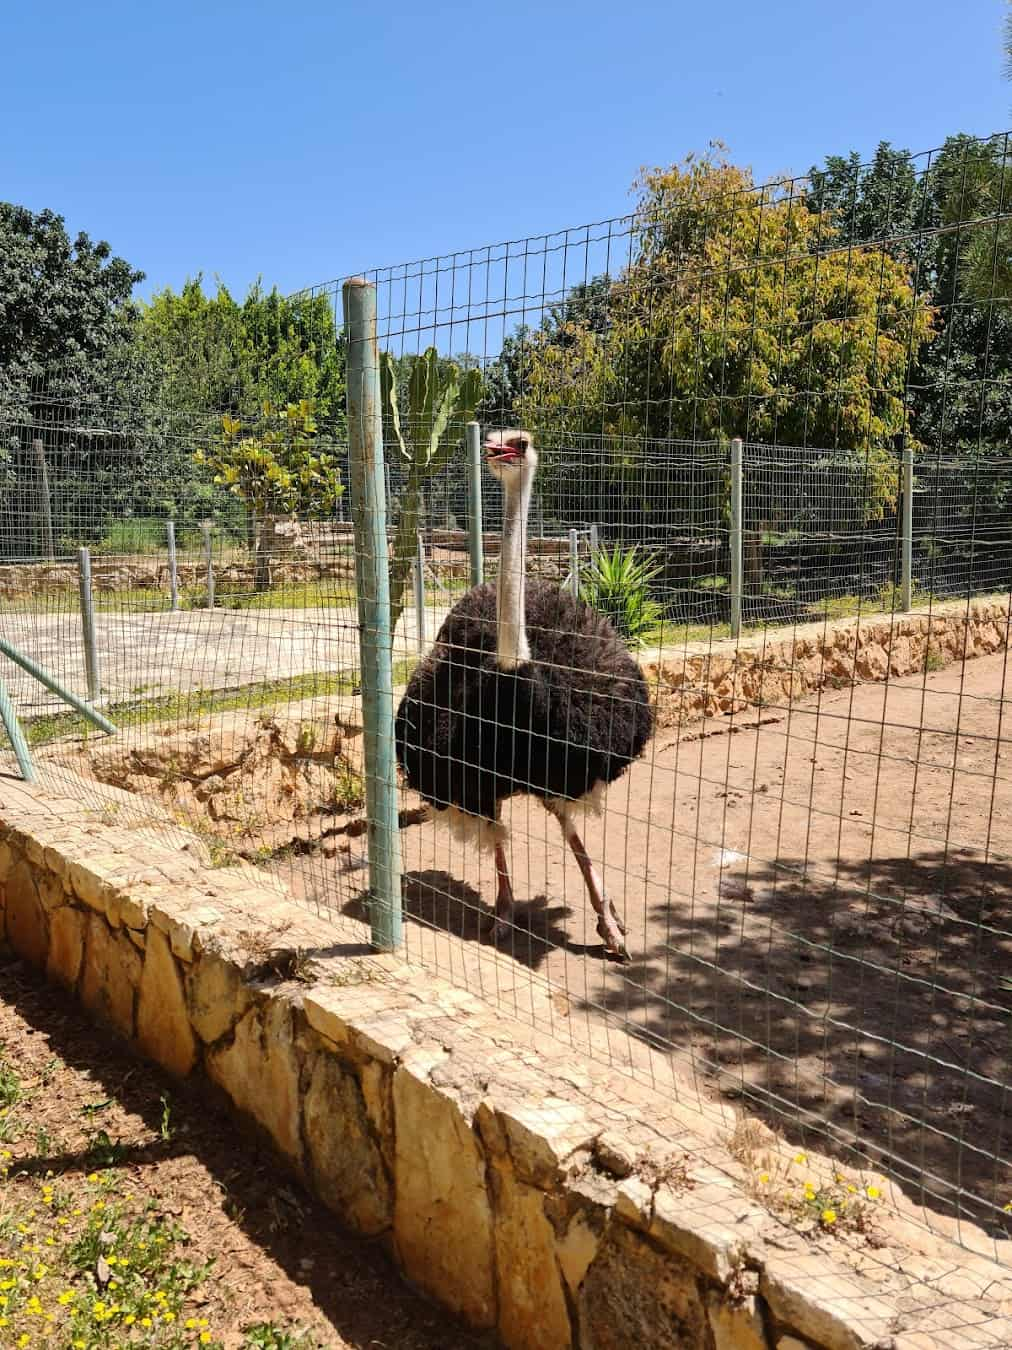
[32, 438, 55, 561]
[590, 523, 600, 565]
[77, 547, 101, 702]
[465, 421, 484, 587]
[901, 447, 914, 611]
[569, 529, 580, 600]
[343, 276, 403, 952]
[166, 521, 179, 612]
[730, 437, 743, 640]
[201, 523, 215, 609]
[414, 531, 427, 654]
[0, 675, 36, 781]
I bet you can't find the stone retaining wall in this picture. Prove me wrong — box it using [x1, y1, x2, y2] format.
[647, 596, 1012, 728]
[2, 774, 1011, 1348]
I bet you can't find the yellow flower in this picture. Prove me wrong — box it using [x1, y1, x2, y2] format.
[847, 1185, 857, 1194]
[58, 1291, 76, 1305]
[141, 1316, 152, 1327]
[125, 1314, 135, 1325]
[18, 1335, 30, 1348]
[86, 1173, 99, 1183]
[758, 1172, 770, 1184]
[793, 1152, 807, 1165]
[822, 1208, 838, 1225]
[27, 1294, 44, 1314]
[198, 1319, 209, 1329]
[1004, 1202, 1012, 1213]
[0, 1280, 14, 1291]
[33, 1263, 48, 1280]
[93, 1300, 107, 1315]
[200, 1334, 212, 1344]
[0, 1318, 7, 1329]
[164, 1311, 176, 1322]
[866, 1185, 881, 1200]
[154, 1291, 168, 1303]
[186, 1318, 198, 1329]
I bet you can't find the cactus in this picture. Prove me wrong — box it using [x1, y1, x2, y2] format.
[380, 347, 481, 631]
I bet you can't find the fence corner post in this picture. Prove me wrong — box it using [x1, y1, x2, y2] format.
[465, 421, 484, 587]
[901, 446, 913, 612]
[343, 276, 403, 952]
[729, 438, 743, 640]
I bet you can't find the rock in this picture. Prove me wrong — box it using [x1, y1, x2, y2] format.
[136, 928, 197, 1077]
[5, 860, 48, 966]
[392, 1061, 496, 1329]
[707, 1290, 769, 1350]
[303, 1052, 392, 1236]
[206, 1000, 304, 1168]
[855, 643, 888, 681]
[47, 906, 86, 989]
[491, 1158, 571, 1350]
[80, 913, 142, 1037]
[761, 1252, 891, 1350]
[579, 1221, 710, 1350]
[186, 953, 252, 1043]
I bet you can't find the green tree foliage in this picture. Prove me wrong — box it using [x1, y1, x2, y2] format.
[523, 149, 933, 523]
[139, 279, 346, 425]
[196, 400, 344, 589]
[381, 347, 482, 629]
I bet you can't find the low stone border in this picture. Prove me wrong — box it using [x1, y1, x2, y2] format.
[645, 595, 1012, 727]
[2, 773, 1011, 1348]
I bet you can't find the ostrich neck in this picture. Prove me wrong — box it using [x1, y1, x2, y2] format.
[496, 474, 532, 669]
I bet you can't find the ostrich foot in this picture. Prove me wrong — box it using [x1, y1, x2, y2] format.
[564, 825, 632, 961]
[482, 842, 516, 945]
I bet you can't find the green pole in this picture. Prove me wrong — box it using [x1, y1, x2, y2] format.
[465, 421, 484, 586]
[0, 637, 116, 737]
[343, 277, 403, 952]
[730, 437, 743, 640]
[901, 447, 914, 612]
[0, 674, 36, 781]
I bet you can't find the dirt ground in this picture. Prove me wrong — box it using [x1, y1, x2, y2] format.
[280, 647, 1012, 1240]
[0, 955, 484, 1349]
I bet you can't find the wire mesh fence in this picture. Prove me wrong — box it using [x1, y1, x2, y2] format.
[3, 131, 1012, 1268]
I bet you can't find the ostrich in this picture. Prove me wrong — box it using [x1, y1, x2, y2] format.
[395, 429, 653, 960]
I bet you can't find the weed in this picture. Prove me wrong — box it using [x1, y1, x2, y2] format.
[243, 1322, 308, 1348]
[0, 1059, 23, 1110]
[326, 761, 365, 813]
[924, 645, 947, 672]
[158, 1096, 173, 1145]
[85, 1128, 129, 1169]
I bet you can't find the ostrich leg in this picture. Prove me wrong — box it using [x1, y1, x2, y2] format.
[482, 807, 516, 942]
[564, 826, 629, 961]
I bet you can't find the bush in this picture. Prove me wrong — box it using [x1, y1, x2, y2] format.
[580, 544, 664, 645]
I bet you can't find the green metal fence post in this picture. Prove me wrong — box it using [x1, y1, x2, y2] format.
[0, 674, 35, 781]
[901, 447, 914, 612]
[0, 637, 116, 736]
[465, 421, 484, 587]
[343, 276, 403, 952]
[78, 547, 101, 703]
[729, 437, 743, 640]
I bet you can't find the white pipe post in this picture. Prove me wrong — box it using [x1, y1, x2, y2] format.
[569, 528, 580, 600]
[730, 437, 743, 640]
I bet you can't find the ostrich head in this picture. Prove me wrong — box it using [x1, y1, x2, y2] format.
[484, 429, 538, 486]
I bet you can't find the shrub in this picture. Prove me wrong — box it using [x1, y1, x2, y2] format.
[581, 543, 664, 645]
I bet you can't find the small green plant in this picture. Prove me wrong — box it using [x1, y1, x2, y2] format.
[85, 1128, 129, 1168]
[0, 1058, 23, 1110]
[924, 645, 947, 672]
[159, 1095, 174, 1143]
[580, 544, 665, 646]
[327, 761, 365, 813]
[243, 1322, 308, 1348]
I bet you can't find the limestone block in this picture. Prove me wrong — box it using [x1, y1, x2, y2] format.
[392, 1061, 496, 1328]
[707, 1290, 769, 1350]
[186, 953, 252, 1044]
[854, 643, 888, 681]
[579, 1220, 709, 1350]
[80, 913, 141, 1038]
[5, 860, 48, 967]
[491, 1158, 572, 1350]
[137, 928, 197, 1077]
[47, 906, 87, 989]
[303, 1052, 391, 1236]
[68, 857, 116, 914]
[36, 870, 65, 912]
[761, 1252, 891, 1350]
[0, 841, 14, 883]
[649, 1180, 766, 1283]
[206, 1000, 304, 1168]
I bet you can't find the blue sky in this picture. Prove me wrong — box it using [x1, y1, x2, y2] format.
[2, 0, 1008, 302]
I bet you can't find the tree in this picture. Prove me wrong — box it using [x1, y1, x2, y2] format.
[196, 400, 344, 590]
[523, 149, 933, 527]
[0, 204, 167, 556]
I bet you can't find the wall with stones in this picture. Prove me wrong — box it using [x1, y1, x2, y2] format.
[1, 774, 1010, 1349]
[647, 596, 1012, 729]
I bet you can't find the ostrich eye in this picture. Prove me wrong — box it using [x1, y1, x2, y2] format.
[515, 438, 528, 452]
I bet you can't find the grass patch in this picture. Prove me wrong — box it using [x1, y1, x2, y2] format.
[25, 660, 418, 751]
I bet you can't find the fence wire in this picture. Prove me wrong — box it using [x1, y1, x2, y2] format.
[3, 131, 1012, 1276]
